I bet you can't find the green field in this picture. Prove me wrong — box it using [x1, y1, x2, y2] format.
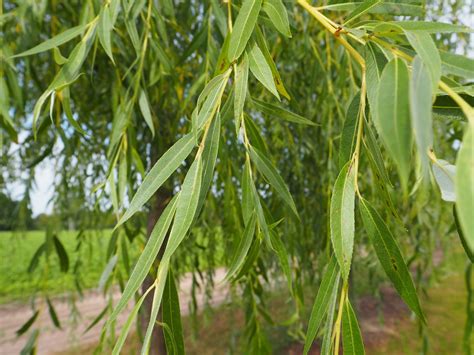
[0, 228, 224, 304]
[0, 230, 119, 304]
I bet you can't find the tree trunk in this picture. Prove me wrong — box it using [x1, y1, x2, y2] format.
[141, 188, 171, 355]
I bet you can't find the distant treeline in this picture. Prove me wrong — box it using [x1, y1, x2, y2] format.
[0, 193, 117, 231]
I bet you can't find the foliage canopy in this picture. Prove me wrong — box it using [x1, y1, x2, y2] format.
[1, 0, 473, 353]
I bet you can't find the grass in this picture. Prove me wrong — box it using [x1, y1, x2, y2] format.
[371, 249, 474, 354]
[0, 229, 120, 304]
[0, 227, 224, 304]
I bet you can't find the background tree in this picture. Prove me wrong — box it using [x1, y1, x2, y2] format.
[1, 0, 473, 353]
[0, 192, 34, 230]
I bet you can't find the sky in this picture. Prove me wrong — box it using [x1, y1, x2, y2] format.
[8, 133, 56, 217]
[8, 166, 54, 217]
[31, 164, 55, 216]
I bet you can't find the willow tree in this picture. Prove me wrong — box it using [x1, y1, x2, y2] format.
[2, 0, 473, 353]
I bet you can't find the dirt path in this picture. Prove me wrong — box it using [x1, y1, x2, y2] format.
[0, 268, 227, 355]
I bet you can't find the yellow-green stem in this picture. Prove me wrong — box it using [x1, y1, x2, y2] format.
[332, 280, 348, 355]
[297, 0, 365, 70]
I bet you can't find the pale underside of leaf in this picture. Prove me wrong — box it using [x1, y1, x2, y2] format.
[409, 56, 433, 174]
[117, 134, 195, 227]
[375, 58, 412, 192]
[455, 127, 474, 253]
[330, 162, 356, 281]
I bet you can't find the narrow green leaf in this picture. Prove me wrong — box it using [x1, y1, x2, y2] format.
[409, 56, 433, 173]
[226, 213, 257, 280]
[162, 157, 203, 260]
[121, 234, 130, 276]
[214, 32, 232, 76]
[342, 300, 365, 355]
[16, 311, 40, 336]
[20, 329, 39, 355]
[194, 70, 230, 136]
[228, 0, 263, 61]
[250, 178, 271, 246]
[344, 0, 381, 26]
[363, 122, 392, 187]
[197, 72, 228, 109]
[162, 269, 185, 355]
[211, 0, 228, 36]
[53, 235, 69, 273]
[391, 21, 472, 33]
[330, 162, 356, 280]
[112, 286, 154, 355]
[253, 99, 316, 125]
[453, 206, 474, 263]
[117, 134, 195, 227]
[323, 2, 422, 16]
[244, 114, 268, 154]
[456, 127, 474, 253]
[61, 88, 86, 135]
[249, 146, 299, 218]
[304, 256, 340, 355]
[52, 47, 68, 65]
[234, 53, 249, 134]
[109, 196, 178, 323]
[161, 323, 178, 355]
[242, 158, 254, 225]
[0, 114, 18, 143]
[84, 305, 109, 334]
[339, 93, 360, 169]
[375, 58, 412, 192]
[138, 89, 155, 137]
[405, 31, 441, 89]
[0, 78, 18, 142]
[46, 297, 61, 329]
[262, 0, 291, 37]
[195, 113, 221, 220]
[364, 43, 386, 114]
[141, 261, 170, 355]
[98, 6, 114, 63]
[98, 255, 118, 292]
[32, 23, 97, 134]
[118, 155, 128, 206]
[124, 17, 141, 53]
[49, 24, 97, 90]
[432, 159, 456, 202]
[364, 130, 402, 223]
[270, 230, 292, 292]
[32, 90, 53, 134]
[359, 198, 425, 322]
[235, 238, 261, 280]
[12, 24, 87, 58]
[151, 40, 173, 72]
[255, 28, 290, 99]
[27, 243, 46, 273]
[440, 51, 474, 79]
[320, 277, 340, 355]
[247, 42, 280, 99]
